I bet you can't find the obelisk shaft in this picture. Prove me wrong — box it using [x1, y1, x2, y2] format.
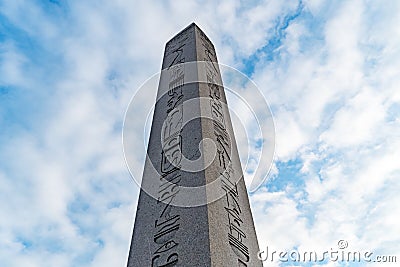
[127, 23, 262, 267]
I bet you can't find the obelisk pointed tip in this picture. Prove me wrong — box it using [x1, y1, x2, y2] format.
[166, 22, 198, 47]
[181, 22, 201, 33]
[187, 22, 206, 33]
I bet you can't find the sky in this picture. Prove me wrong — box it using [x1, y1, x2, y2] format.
[1, 0, 399, 266]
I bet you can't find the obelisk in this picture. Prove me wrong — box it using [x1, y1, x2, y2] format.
[127, 23, 262, 267]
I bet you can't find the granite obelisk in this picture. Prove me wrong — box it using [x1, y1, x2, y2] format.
[127, 23, 262, 267]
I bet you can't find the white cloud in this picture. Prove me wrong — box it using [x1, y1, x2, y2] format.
[320, 87, 386, 148]
[0, 42, 29, 87]
[249, 0, 400, 266]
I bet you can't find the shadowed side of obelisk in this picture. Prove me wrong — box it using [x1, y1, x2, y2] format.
[126, 24, 212, 267]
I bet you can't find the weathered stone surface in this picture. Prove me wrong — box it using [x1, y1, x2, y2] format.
[126, 23, 262, 267]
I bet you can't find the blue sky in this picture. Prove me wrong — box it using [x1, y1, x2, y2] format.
[1, 0, 400, 266]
